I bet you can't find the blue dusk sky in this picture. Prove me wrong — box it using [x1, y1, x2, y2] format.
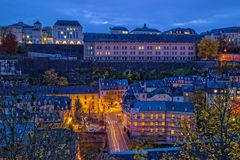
[0, 0, 240, 33]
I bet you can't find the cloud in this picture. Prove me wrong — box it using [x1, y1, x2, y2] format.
[174, 19, 208, 26]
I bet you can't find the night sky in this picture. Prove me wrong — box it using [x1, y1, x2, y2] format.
[1, 0, 240, 33]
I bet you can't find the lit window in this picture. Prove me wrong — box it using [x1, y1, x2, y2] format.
[141, 114, 145, 119]
[141, 122, 145, 126]
[155, 46, 161, 50]
[171, 130, 175, 135]
[61, 31, 64, 34]
[155, 114, 159, 119]
[171, 114, 175, 119]
[64, 35, 67, 39]
[181, 115, 184, 121]
[162, 128, 165, 133]
[150, 114, 154, 119]
[134, 122, 138, 126]
[150, 122, 153, 126]
[134, 114, 138, 119]
[141, 128, 145, 133]
[161, 122, 165, 126]
[171, 122, 175, 127]
[155, 122, 158, 126]
[155, 128, 158, 132]
[150, 128, 153, 133]
[162, 114, 165, 119]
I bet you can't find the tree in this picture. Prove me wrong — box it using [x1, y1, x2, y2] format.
[102, 91, 121, 114]
[198, 38, 219, 59]
[0, 33, 18, 54]
[43, 69, 68, 86]
[166, 88, 240, 160]
[0, 93, 77, 160]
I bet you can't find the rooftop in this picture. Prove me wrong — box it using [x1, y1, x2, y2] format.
[163, 27, 197, 35]
[131, 101, 195, 113]
[83, 33, 202, 43]
[54, 20, 82, 27]
[131, 24, 160, 33]
[110, 26, 129, 31]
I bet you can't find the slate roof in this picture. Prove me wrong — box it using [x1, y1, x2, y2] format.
[131, 24, 160, 33]
[54, 20, 82, 27]
[83, 33, 202, 43]
[132, 101, 194, 113]
[99, 78, 128, 89]
[0, 123, 35, 147]
[34, 21, 41, 25]
[0, 85, 98, 95]
[147, 88, 170, 98]
[164, 28, 197, 35]
[110, 26, 129, 31]
[8, 22, 33, 28]
[205, 26, 240, 35]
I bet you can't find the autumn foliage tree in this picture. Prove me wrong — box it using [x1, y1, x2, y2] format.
[163, 89, 240, 160]
[198, 38, 219, 59]
[0, 33, 18, 54]
[43, 69, 69, 86]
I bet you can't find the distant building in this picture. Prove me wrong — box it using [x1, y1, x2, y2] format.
[84, 33, 201, 62]
[42, 26, 54, 44]
[7, 21, 42, 44]
[164, 28, 197, 35]
[109, 26, 129, 34]
[131, 24, 160, 35]
[99, 79, 129, 112]
[204, 26, 240, 46]
[53, 20, 83, 45]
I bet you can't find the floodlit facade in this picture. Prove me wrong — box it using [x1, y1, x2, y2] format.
[53, 20, 83, 45]
[122, 101, 195, 142]
[6, 21, 42, 44]
[84, 33, 201, 62]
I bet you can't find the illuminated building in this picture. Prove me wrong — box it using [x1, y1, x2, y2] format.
[130, 24, 160, 35]
[163, 28, 197, 35]
[42, 26, 54, 44]
[49, 86, 100, 114]
[84, 33, 200, 62]
[122, 101, 195, 143]
[99, 79, 129, 112]
[109, 26, 129, 34]
[204, 26, 240, 46]
[53, 20, 83, 45]
[6, 21, 42, 44]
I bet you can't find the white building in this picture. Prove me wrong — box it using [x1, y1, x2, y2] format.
[53, 20, 83, 45]
[7, 21, 42, 44]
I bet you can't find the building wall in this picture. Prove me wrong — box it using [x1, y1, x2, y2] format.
[84, 42, 196, 62]
[53, 25, 83, 44]
[123, 110, 195, 142]
[50, 93, 100, 114]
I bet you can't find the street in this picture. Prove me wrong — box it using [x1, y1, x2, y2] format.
[105, 113, 129, 152]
